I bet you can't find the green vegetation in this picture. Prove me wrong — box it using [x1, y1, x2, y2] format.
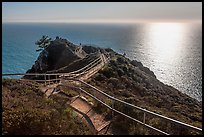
[35, 35, 52, 52]
[61, 88, 79, 97]
[2, 78, 92, 135]
[87, 53, 202, 135]
[3, 45, 201, 135]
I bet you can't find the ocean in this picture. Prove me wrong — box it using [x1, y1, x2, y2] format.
[2, 22, 202, 101]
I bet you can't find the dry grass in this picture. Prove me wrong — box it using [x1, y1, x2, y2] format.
[2, 78, 92, 135]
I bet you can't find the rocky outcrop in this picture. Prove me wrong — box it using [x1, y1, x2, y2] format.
[130, 60, 156, 78]
[23, 37, 201, 134]
[45, 42, 83, 70]
[24, 37, 110, 79]
[27, 38, 88, 73]
[26, 50, 49, 73]
[50, 52, 101, 73]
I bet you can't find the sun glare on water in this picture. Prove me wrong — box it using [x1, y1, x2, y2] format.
[146, 23, 186, 64]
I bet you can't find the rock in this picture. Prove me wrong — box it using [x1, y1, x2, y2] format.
[26, 50, 49, 73]
[139, 66, 156, 78]
[53, 52, 101, 73]
[130, 60, 156, 78]
[130, 60, 143, 67]
[26, 38, 84, 74]
[24, 37, 112, 79]
[47, 43, 86, 70]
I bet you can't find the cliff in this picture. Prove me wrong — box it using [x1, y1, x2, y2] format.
[25, 38, 87, 74]
[22, 37, 202, 135]
[88, 52, 202, 135]
[24, 37, 110, 79]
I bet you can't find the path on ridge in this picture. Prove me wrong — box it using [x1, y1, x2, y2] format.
[40, 53, 112, 134]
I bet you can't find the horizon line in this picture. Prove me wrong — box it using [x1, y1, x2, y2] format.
[2, 19, 202, 24]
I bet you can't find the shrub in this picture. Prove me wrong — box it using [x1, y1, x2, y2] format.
[94, 73, 106, 81]
[110, 59, 117, 66]
[2, 79, 92, 135]
[100, 67, 114, 78]
[108, 77, 119, 88]
[117, 56, 126, 64]
[122, 65, 128, 73]
[117, 68, 124, 76]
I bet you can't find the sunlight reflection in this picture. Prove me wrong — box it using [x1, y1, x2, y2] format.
[147, 23, 185, 64]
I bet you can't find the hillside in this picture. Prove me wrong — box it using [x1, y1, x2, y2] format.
[86, 51, 202, 135]
[4, 37, 202, 135]
[2, 78, 92, 135]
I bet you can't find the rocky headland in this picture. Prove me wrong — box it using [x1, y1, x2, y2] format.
[5, 37, 202, 135]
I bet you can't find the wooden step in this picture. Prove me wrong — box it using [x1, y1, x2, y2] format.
[97, 121, 111, 132]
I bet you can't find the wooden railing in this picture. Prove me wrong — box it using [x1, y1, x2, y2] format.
[2, 72, 202, 135]
[2, 53, 109, 83]
[46, 52, 108, 75]
[61, 78, 202, 135]
[2, 53, 202, 135]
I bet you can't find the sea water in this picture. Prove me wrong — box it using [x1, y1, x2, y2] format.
[2, 22, 202, 101]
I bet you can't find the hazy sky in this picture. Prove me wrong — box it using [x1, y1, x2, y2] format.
[2, 2, 202, 23]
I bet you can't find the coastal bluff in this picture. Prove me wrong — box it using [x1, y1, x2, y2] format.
[24, 37, 110, 79]
[23, 37, 201, 134]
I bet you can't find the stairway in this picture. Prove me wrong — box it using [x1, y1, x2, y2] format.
[38, 53, 111, 134]
[69, 97, 112, 134]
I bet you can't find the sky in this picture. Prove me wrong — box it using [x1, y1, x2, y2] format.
[2, 2, 202, 23]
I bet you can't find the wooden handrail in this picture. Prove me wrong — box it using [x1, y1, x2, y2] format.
[63, 78, 202, 134]
[2, 53, 201, 135]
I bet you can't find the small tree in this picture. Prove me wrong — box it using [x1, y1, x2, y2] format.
[35, 35, 52, 52]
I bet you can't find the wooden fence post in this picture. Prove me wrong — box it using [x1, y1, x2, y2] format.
[44, 74, 46, 85]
